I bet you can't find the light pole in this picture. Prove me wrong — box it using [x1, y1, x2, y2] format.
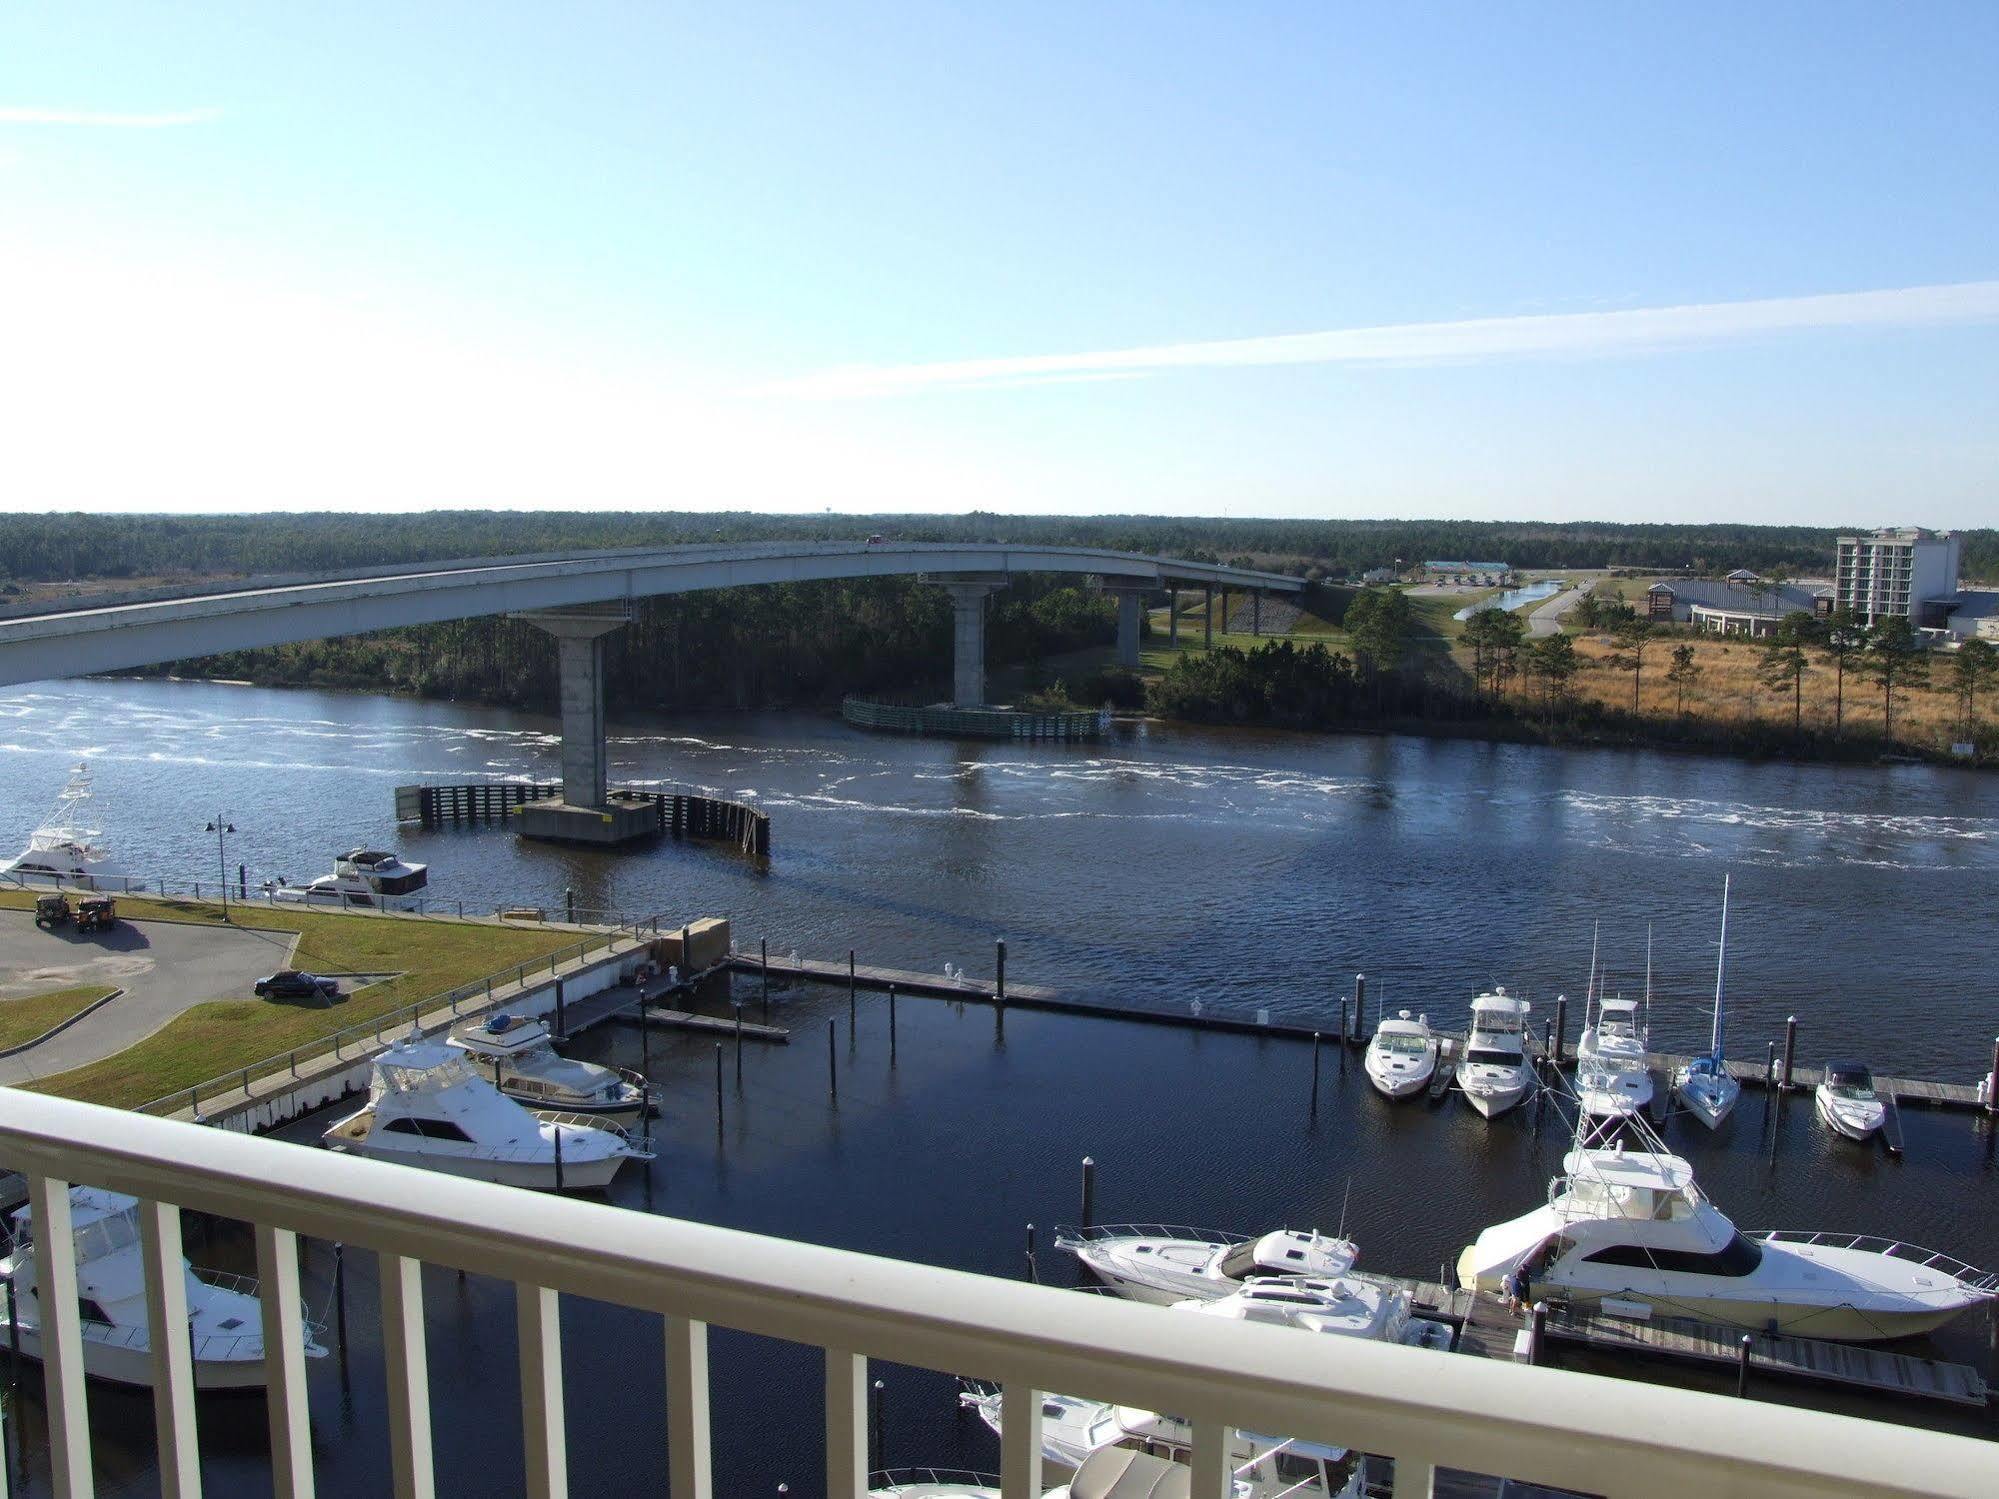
[205, 817, 235, 916]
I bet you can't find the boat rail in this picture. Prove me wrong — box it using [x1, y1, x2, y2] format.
[1, 1090, 1989, 1499]
[1053, 1223, 1249, 1250]
[1751, 1231, 1999, 1293]
[868, 1468, 1001, 1492]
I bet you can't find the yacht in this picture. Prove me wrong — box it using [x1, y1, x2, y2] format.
[1456, 1125, 1995, 1341]
[448, 1012, 650, 1128]
[272, 848, 429, 911]
[1363, 1011, 1437, 1099]
[1458, 989, 1534, 1118]
[1575, 997, 1653, 1126]
[1816, 1062, 1887, 1142]
[1174, 1276, 1452, 1352]
[1, 763, 136, 892]
[868, 1471, 1002, 1499]
[0, 1187, 327, 1389]
[1673, 879, 1742, 1131]
[323, 1042, 648, 1190]
[1059, 1226, 1359, 1305]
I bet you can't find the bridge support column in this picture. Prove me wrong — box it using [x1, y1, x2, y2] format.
[1099, 578, 1150, 670]
[1205, 586, 1214, 648]
[512, 605, 655, 845]
[1168, 589, 1179, 648]
[928, 574, 1008, 708]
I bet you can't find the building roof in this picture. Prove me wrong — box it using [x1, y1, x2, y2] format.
[1947, 591, 1999, 620]
[1653, 579, 1828, 616]
[1725, 568, 1760, 581]
[1425, 560, 1509, 572]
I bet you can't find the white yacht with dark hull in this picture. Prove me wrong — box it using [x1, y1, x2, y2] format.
[324, 1042, 648, 1190]
[1458, 989, 1533, 1119]
[1457, 1130, 1995, 1341]
[1058, 1226, 1360, 1305]
[272, 848, 429, 911]
[448, 1012, 650, 1127]
[1363, 1012, 1438, 1100]
[1, 763, 137, 892]
[0, 1187, 327, 1389]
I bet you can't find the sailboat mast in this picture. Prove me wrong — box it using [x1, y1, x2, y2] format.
[1586, 920, 1600, 1028]
[1712, 874, 1731, 1060]
[1644, 923, 1653, 1040]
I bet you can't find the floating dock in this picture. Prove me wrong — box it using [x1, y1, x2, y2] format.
[632, 1005, 790, 1043]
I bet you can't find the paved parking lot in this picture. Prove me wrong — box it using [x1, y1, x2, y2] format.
[0, 911, 300, 1083]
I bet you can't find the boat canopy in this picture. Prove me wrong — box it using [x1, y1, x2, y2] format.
[375, 1043, 478, 1091]
[1561, 1147, 1695, 1193]
[1470, 991, 1530, 1015]
[1598, 998, 1639, 1017]
[1825, 1062, 1875, 1090]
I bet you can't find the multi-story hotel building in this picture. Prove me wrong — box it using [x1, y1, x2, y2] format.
[1833, 526, 1961, 626]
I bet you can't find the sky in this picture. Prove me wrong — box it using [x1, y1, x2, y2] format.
[1, 4, 1995, 525]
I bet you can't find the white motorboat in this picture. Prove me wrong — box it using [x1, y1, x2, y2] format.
[448, 1011, 650, 1128]
[962, 1387, 1360, 1497]
[1673, 879, 1742, 1130]
[1, 763, 137, 893]
[868, 1470, 1003, 1499]
[1040, 1449, 1191, 1499]
[1456, 1123, 1995, 1341]
[1364, 1011, 1437, 1099]
[1575, 997, 1653, 1125]
[323, 1041, 648, 1191]
[0, 1187, 326, 1389]
[1174, 1276, 1453, 1352]
[1458, 988, 1534, 1119]
[1059, 1225, 1359, 1306]
[1816, 1062, 1887, 1142]
[272, 848, 428, 911]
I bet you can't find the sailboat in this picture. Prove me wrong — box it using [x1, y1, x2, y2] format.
[1674, 877, 1742, 1130]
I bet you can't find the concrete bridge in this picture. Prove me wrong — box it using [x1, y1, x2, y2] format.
[0, 541, 1299, 841]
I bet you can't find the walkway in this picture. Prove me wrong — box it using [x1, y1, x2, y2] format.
[1527, 583, 1592, 637]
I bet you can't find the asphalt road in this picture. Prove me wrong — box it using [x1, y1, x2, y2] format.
[1528, 583, 1592, 637]
[0, 911, 299, 1083]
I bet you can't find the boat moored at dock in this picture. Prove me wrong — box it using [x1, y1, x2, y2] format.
[1673, 878, 1742, 1131]
[1457, 989, 1533, 1118]
[1816, 1062, 1888, 1142]
[448, 1011, 650, 1127]
[1575, 997, 1653, 1125]
[272, 848, 429, 911]
[1, 762, 137, 893]
[1363, 1011, 1438, 1099]
[1058, 1225, 1359, 1305]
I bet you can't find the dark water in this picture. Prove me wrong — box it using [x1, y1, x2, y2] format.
[1, 679, 1997, 1495]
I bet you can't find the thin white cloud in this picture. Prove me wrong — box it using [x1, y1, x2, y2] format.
[0, 106, 221, 128]
[764, 279, 1999, 399]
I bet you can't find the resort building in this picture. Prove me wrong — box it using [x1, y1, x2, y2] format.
[1834, 527, 1962, 627]
[1424, 560, 1512, 583]
[1645, 579, 1832, 638]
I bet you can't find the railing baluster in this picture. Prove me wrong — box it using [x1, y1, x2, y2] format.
[1189, 1419, 1229, 1499]
[1392, 1457, 1437, 1498]
[663, 1316, 713, 1499]
[28, 1175, 93, 1499]
[1000, 1385, 1046, 1499]
[139, 1199, 202, 1499]
[517, 1285, 567, 1499]
[379, 1255, 435, 1499]
[824, 1349, 867, 1499]
[253, 1226, 315, 1497]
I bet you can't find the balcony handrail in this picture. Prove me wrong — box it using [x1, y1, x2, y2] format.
[0, 1091, 1987, 1498]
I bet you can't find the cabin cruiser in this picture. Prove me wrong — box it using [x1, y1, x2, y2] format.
[448, 1012, 650, 1128]
[1575, 997, 1653, 1124]
[1456, 1130, 1995, 1341]
[1673, 879, 1742, 1131]
[868, 1470, 1003, 1499]
[272, 849, 429, 911]
[323, 1042, 648, 1190]
[1816, 1062, 1887, 1142]
[1059, 1226, 1359, 1306]
[1363, 1012, 1437, 1099]
[1, 763, 136, 892]
[0, 1187, 326, 1389]
[1458, 989, 1534, 1118]
[1175, 1276, 1452, 1351]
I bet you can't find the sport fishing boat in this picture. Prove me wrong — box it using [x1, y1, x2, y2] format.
[1058, 1225, 1360, 1305]
[447, 1012, 650, 1128]
[272, 848, 429, 911]
[1816, 1062, 1887, 1142]
[1, 763, 136, 892]
[323, 1042, 648, 1190]
[1363, 1011, 1438, 1099]
[1456, 1118, 1996, 1341]
[0, 1187, 327, 1389]
[1458, 989, 1534, 1119]
[1673, 878, 1742, 1131]
[1575, 998, 1653, 1125]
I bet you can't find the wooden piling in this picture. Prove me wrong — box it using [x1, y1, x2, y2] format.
[1552, 995, 1567, 1065]
[1080, 1156, 1096, 1229]
[734, 1006, 744, 1087]
[1025, 1223, 1038, 1283]
[714, 1044, 724, 1125]
[1736, 1333, 1753, 1397]
[828, 1018, 838, 1100]
[1353, 975, 1366, 1043]
[1781, 1016, 1798, 1091]
[553, 1124, 565, 1193]
[1988, 1036, 1999, 1114]
[1310, 1032, 1321, 1112]
[996, 939, 1007, 1007]
[889, 985, 898, 1060]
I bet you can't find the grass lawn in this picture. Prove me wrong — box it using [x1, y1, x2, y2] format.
[0, 985, 117, 1051]
[0, 892, 580, 1108]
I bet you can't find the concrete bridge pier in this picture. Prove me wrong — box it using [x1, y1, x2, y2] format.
[929, 573, 1007, 707]
[1168, 589, 1179, 647]
[511, 604, 655, 844]
[1099, 577, 1150, 669]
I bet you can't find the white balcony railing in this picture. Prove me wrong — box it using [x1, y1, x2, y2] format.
[0, 1090, 1991, 1499]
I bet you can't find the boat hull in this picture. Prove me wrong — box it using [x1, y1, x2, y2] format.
[1815, 1090, 1882, 1141]
[333, 1139, 629, 1191]
[515, 1093, 647, 1130]
[1461, 1077, 1529, 1118]
[1674, 1075, 1740, 1131]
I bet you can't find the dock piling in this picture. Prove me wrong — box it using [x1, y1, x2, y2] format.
[715, 1044, 725, 1125]
[1338, 1002, 1348, 1068]
[1310, 1032, 1321, 1113]
[996, 939, 1007, 1007]
[1988, 1036, 1999, 1115]
[1025, 1223, 1038, 1283]
[761, 938, 770, 1018]
[554, 1124, 564, 1192]
[1735, 1333, 1753, 1397]
[1528, 1302, 1547, 1366]
[1080, 1156, 1096, 1229]
[828, 1019, 838, 1101]
[1766, 1041, 1777, 1091]
[1552, 995, 1567, 1066]
[734, 1005, 744, 1087]
[1781, 1016, 1798, 1091]
[889, 985, 898, 1062]
[1354, 975, 1366, 1043]
[849, 949, 857, 1011]
[333, 1242, 347, 1362]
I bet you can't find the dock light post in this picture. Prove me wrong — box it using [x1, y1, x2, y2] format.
[205, 817, 235, 916]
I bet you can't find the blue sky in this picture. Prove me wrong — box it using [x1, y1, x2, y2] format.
[2, 4, 1994, 523]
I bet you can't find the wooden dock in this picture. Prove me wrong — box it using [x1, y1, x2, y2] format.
[635, 1006, 789, 1043]
[1545, 1306, 1988, 1407]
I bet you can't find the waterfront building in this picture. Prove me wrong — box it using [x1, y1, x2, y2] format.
[1834, 527, 1962, 627]
[1423, 560, 1512, 583]
[1645, 579, 1832, 637]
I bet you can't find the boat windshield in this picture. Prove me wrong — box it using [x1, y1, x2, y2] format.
[1465, 1048, 1521, 1068]
[1377, 1034, 1429, 1056]
[75, 1207, 140, 1261]
[1471, 1013, 1523, 1037]
[1829, 1081, 1877, 1101]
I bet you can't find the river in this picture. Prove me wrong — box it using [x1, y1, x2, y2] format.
[1, 679, 1997, 1494]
